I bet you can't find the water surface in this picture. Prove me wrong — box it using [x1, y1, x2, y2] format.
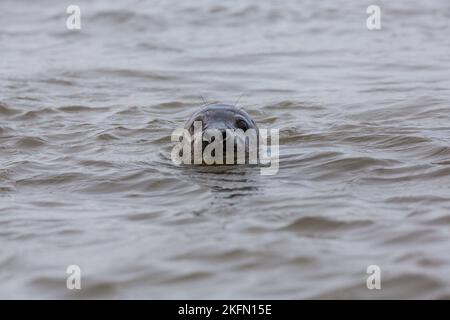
[1, 0, 450, 299]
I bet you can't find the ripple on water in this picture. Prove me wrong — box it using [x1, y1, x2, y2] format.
[279, 216, 373, 233]
[0, 103, 20, 116]
[2, 0, 450, 300]
[14, 108, 57, 120]
[14, 136, 47, 149]
[58, 105, 109, 113]
[95, 133, 120, 141]
[314, 274, 444, 299]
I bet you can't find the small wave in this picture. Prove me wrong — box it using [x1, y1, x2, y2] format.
[96, 133, 120, 141]
[280, 216, 373, 233]
[156, 101, 185, 109]
[58, 105, 104, 113]
[29, 276, 116, 299]
[157, 271, 213, 284]
[364, 166, 450, 183]
[0, 126, 13, 136]
[136, 42, 182, 53]
[278, 125, 328, 143]
[314, 274, 443, 299]
[312, 156, 396, 172]
[0, 103, 20, 116]
[382, 229, 438, 245]
[41, 78, 76, 86]
[342, 134, 431, 149]
[427, 215, 450, 226]
[267, 100, 325, 111]
[426, 146, 450, 158]
[91, 10, 151, 24]
[15, 108, 57, 120]
[93, 68, 176, 81]
[16, 172, 90, 187]
[386, 195, 450, 204]
[78, 160, 116, 168]
[14, 136, 47, 148]
[0, 185, 16, 194]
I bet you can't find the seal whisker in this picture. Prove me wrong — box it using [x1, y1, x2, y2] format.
[234, 94, 244, 109]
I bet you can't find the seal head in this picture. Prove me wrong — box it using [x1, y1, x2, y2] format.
[184, 104, 259, 164]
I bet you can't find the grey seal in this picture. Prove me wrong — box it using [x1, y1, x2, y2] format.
[184, 103, 259, 164]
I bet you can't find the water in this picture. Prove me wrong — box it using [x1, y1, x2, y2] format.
[1, 0, 450, 299]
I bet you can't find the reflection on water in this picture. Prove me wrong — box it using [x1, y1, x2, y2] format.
[1, 0, 450, 299]
[184, 166, 261, 201]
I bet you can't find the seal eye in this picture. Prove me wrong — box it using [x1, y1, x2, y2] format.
[236, 119, 248, 131]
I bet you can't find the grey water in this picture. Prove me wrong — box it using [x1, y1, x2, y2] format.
[1, 0, 450, 299]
